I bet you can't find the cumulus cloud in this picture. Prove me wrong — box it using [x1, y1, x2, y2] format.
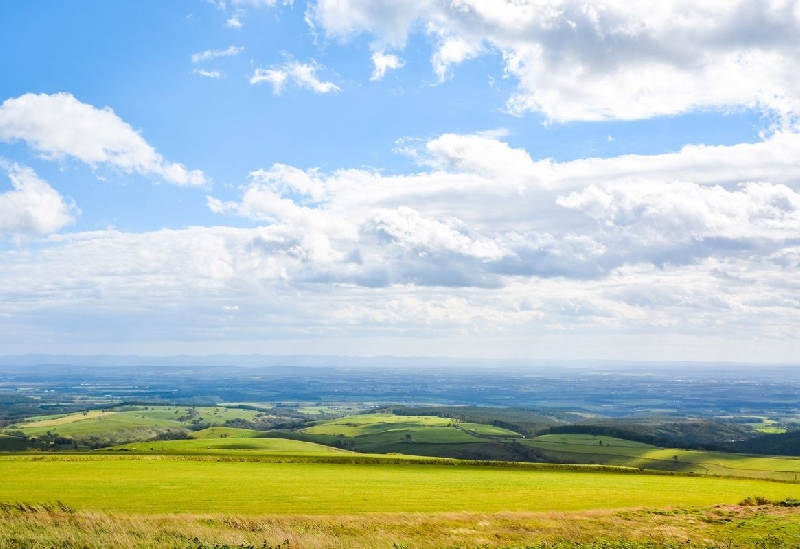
[191, 45, 244, 63]
[0, 161, 77, 236]
[203, 130, 800, 290]
[431, 37, 481, 81]
[308, 0, 800, 121]
[370, 50, 404, 81]
[0, 93, 206, 186]
[250, 61, 340, 94]
[558, 181, 800, 242]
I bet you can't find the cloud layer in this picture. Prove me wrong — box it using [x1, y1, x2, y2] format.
[9, 130, 795, 353]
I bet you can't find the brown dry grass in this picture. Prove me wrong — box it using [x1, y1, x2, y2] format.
[1, 502, 798, 548]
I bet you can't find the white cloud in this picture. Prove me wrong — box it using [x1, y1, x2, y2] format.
[8, 129, 800, 357]
[194, 69, 223, 78]
[226, 14, 243, 28]
[212, 0, 292, 28]
[371, 206, 506, 260]
[308, 0, 800, 121]
[203, 130, 800, 290]
[431, 36, 481, 81]
[370, 50, 404, 81]
[558, 181, 800, 242]
[0, 161, 77, 236]
[0, 93, 206, 186]
[4, 223, 800, 358]
[250, 61, 340, 94]
[249, 68, 288, 93]
[191, 45, 244, 63]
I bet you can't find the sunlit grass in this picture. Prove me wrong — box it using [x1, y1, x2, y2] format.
[1, 503, 798, 549]
[111, 436, 351, 456]
[528, 434, 800, 480]
[0, 454, 796, 515]
[11, 406, 261, 437]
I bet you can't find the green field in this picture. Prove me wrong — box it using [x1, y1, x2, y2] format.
[11, 406, 260, 437]
[0, 454, 797, 515]
[459, 422, 519, 436]
[111, 435, 353, 456]
[302, 413, 454, 435]
[294, 413, 488, 453]
[527, 434, 800, 481]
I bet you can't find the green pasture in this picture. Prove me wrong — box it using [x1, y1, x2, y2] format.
[189, 427, 260, 439]
[300, 413, 487, 452]
[528, 434, 800, 480]
[15, 413, 178, 437]
[302, 413, 452, 436]
[756, 427, 788, 434]
[0, 454, 796, 515]
[303, 414, 518, 439]
[111, 436, 350, 456]
[15, 410, 109, 428]
[11, 406, 260, 437]
[459, 422, 519, 436]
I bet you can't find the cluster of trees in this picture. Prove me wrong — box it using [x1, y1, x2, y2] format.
[224, 410, 312, 431]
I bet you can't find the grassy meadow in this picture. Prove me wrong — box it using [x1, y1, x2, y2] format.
[0, 451, 799, 548]
[111, 433, 354, 456]
[0, 453, 797, 515]
[13, 406, 261, 438]
[1, 502, 799, 549]
[526, 434, 800, 481]
[292, 413, 523, 455]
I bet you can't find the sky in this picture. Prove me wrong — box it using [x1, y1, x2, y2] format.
[2, 1, 800, 362]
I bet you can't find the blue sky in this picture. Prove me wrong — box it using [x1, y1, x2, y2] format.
[2, 1, 800, 361]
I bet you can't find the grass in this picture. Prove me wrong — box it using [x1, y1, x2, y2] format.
[1, 503, 800, 549]
[11, 406, 261, 438]
[110, 436, 352, 456]
[189, 427, 261, 439]
[302, 413, 453, 435]
[16, 410, 111, 428]
[756, 427, 788, 434]
[459, 422, 519, 437]
[298, 413, 494, 452]
[526, 434, 800, 481]
[0, 454, 797, 515]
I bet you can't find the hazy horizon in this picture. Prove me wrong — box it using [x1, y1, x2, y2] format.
[1, 353, 799, 371]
